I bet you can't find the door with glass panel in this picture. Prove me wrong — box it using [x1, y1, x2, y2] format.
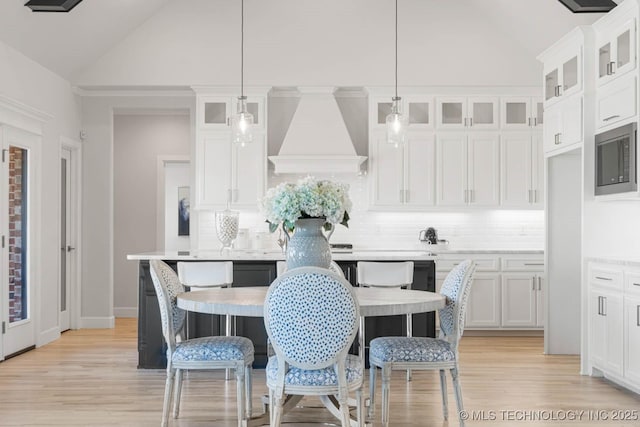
[60, 147, 73, 331]
[1, 126, 38, 358]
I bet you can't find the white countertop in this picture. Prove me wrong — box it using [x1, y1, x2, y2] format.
[127, 248, 543, 261]
[126, 250, 438, 261]
[585, 256, 640, 267]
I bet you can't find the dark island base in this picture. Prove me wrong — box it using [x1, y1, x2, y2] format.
[138, 260, 436, 369]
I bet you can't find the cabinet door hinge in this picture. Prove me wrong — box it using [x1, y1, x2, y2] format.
[2, 149, 7, 163]
[2, 321, 5, 334]
[1, 235, 4, 248]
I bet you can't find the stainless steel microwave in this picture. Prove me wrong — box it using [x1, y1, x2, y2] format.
[595, 122, 637, 196]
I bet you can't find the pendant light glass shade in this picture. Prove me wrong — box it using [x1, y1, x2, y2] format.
[232, 96, 253, 146]
[386, 0, 406, 146]
[386, 96, 408, 147]
[232, 0, 252, 146]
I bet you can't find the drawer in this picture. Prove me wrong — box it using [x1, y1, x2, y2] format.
[625, 269, 640, 296]
[589, 264, 623, 290]
[436, 257, 499, 272]
[502, 258, 544, 272]
[596, 75, 636, 129]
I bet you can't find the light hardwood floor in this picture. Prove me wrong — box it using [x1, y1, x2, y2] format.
[0, 319, 639, 427]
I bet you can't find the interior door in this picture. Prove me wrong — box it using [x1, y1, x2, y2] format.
[60, 148, 72, 331]
[1, 126, 38, 358]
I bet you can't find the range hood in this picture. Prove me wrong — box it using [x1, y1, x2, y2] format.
[269, 87, 367, 174]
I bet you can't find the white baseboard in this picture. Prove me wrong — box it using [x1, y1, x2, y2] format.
[37, 326, 61, 347]
[114, 307, 138, 318]
[80, 316, 115, 329]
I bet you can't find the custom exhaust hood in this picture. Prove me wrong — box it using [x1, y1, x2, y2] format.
[269, 88, 367, 174]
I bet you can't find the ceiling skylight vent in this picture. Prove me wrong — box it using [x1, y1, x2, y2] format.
[25, 0, 84, 13]
[558, 0, 617, 13]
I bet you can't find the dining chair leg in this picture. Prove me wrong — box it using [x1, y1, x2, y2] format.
[356, 388, 364, 427]
[245, 365, 253, 418]
[439, 369, 449, 420]
[450, 367, 465, 427]
[172, 368, 183, 418]
[338, 389, 351, 427]
[381, 366, 392, 427]
[162, 368, 176, 427]
[406, 313, 412, 381]
[268, 389, 274, 424]
[368, 366, 376, 419]
[272, 393, 285, 427]
[235, 366, 246, 427]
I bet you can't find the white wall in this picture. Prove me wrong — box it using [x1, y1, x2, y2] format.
[0, 40, 81, 344]
[75, 0, 600, 88]
[113, 114, 190, 317]
[81, 96, 194, 323]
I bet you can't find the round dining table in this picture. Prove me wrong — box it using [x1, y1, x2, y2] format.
[177, 286, 445, 427]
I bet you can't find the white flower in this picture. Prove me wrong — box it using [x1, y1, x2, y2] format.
[259, 177, 352, 232]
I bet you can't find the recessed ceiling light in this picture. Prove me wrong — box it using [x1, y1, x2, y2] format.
[558, 0, 617, 13]
[25, 0, 84, 13]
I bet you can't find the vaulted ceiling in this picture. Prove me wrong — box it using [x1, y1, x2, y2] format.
[0, 0, 607, 85]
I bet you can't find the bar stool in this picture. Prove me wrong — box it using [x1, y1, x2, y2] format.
[356, 261, 414, 380]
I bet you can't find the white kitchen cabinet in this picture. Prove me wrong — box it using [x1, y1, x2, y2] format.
[195, 131, 266, 210]
[466, 274, 502, 328]
[595, 14, 636, 87]
[590, 286, 624, 377]
[436, 253, 544, 330]
[436, 133, 500, 206]
[370, 132, 435, 208]
[542, 94, 582, 155]
[624, 294, 640, 384]
[595, 74, 637, 130]
[372, 96, 434, 130]
[500, 132, 543, 207]
[436, 96, 499, 130]
[501, 273, 544, 327]
[193, 90, 267, 211]
[501, 97, 544, 130]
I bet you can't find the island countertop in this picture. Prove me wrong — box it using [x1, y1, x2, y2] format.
[127, 249, 438, 261]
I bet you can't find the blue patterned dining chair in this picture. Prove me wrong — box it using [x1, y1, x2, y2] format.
[368, 259, 476, 427]
[276, 260, 345, 278]
[149, 260, 254, 427]
[264, 267, 364, 427]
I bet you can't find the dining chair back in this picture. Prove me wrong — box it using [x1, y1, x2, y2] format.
[368, 259, 476, 427]
[149, 260, 254, 427]
[264, 267, 364, 427]
[276, 260, 345, 278]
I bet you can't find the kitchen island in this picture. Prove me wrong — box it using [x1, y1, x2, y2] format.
[127, 250, 437, 369]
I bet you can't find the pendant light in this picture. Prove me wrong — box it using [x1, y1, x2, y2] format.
[231, 0, 253, 146]
[386, 0, 408, 147]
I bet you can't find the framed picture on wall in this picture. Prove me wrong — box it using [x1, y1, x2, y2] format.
[178, 186, 190, 236]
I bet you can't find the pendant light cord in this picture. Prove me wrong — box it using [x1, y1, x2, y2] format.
[394, 0, 398, 100]
[241, 0, 245, 98]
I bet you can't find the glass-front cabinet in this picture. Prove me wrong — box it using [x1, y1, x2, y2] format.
[198, 95, 265, 130]
[501, 97, 544, 130]
[544, 51, 581, 103]
[436, 96, 499, 129]
[596, 17, 636, 86]
[372, 96, 434, 129]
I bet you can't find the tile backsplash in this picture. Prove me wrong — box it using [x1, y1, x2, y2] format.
[194, 174, 544, 251]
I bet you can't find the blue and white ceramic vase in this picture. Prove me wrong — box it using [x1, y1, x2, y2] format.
[285, 217, 332, 269]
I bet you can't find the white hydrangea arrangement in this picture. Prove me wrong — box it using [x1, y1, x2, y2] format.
[260, 176, 352, 233]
